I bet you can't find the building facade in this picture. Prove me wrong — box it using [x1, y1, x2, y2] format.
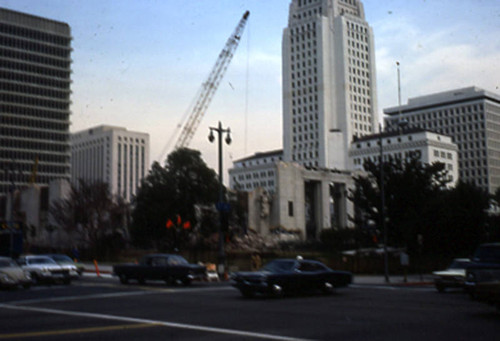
[384, 87, 500, 193]
[229, 149, 283, 193]
[71, 125, 150, 202]
[0, 8, 72, 197]
[282, 0, 378, 170]
[349, 128, 459, 187]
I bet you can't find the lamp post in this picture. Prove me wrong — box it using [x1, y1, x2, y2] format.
[208, 121, 232, 279]
[379, 123, 389, 283]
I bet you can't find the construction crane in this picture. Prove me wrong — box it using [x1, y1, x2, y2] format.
[159, 11, 250, 160]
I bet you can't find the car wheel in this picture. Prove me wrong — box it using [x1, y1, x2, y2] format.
[240, 289, 255, 298]
[63, 278, 71, 285]
[31, 273, 39, 285]
[181, 277, 191, 286]
[138, 277, 145, 285]
[435, 283, 445, 293]
[22, 283, 31, 289]
[119, 274, 128, 284]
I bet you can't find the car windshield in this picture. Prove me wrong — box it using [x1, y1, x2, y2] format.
[29, 257, 57, 265]
[473, 246, 500, 261]
[0, 259, 17, 267]
[261, 260, 296, 273]
[168, 255, 188, 265]
[50, 255, 73, 262]
[449, 260, 469, 269]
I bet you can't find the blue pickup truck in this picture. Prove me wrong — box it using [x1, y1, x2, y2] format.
[113, 254, 206, 286]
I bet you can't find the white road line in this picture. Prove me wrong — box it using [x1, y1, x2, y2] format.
[6, 286, 234, 306]
[0, 304, 314, 341]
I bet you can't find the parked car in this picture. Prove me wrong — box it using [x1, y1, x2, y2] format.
[432, 258, 470, 293]
[465, 243, 500, 296]
[231, 257, 352, 298]
[0, 256, 32, 289]
[113, 254, 207, 286]
[16, 255, 71, 285]
[45, 254, 83, 278]
[465, 243, 500, 308]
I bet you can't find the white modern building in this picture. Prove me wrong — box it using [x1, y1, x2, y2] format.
[349, 128, 459, 186]
[71, 125, 150, 202]
[282, 0, 378, 170]
[229, 150, 283, 193]
[384, 87, 500, 193]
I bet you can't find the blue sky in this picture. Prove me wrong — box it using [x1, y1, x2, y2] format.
[1, 0, 499, 177]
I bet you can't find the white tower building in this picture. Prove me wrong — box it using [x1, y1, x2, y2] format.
[71, 125, 150, 202]
[282, 0, 378, 170]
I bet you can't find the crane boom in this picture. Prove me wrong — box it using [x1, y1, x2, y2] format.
[173, 11, 250, 150]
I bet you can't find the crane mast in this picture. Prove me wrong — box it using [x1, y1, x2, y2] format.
[173, 11, 250, 150]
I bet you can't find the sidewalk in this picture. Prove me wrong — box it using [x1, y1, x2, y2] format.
[354, 274, 434, 286]
[81, 261, 434, 287]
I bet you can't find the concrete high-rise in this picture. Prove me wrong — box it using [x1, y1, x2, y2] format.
[385, 87, 500, 193]
[71, 125, 150, 202]
[282, 0, 378, 170]
[0, 8, 72, 196]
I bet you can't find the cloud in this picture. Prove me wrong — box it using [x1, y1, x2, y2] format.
[374, 15, 500, 118]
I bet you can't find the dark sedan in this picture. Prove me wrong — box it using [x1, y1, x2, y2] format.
[231, 257, 352, 298]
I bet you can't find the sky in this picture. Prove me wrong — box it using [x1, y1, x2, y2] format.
[1, 0, 499, 181]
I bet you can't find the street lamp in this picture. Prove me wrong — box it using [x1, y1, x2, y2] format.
[208, 121, 231, 279]
[379, 124, 389, 283]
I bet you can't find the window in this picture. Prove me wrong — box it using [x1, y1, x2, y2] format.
[288, 201, 294, 217]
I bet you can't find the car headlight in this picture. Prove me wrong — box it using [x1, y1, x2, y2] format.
[466, 273, 476, 283]
[0, 273, 14, 284]
[41, 267, 51, 274]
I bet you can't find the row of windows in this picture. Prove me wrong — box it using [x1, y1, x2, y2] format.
[0, 173, 70, 193]
[1, 115, 68, 131]
[297, 0, 321, 8]
[0, 35, 70, 58]
[0, 45, 70, 69]
[433, 150, 454, 159]
[238, 156, 282, 167]
[0, 149, 68, 164]
[237, 170, 275, 181]
[0, 162, 69, 179]
[293, 141, 319, 149]
[1, 80, 69, 99]
[0, 23, 70, 46]
[0, 69, 69, 90]
[1, 127, 68, 142]
[0, 138, 69, 153]
[117, 136, 147, 144]
[2, 93, 69, 110]
[1, 104, 68, 121]
[0, 57, 70, 79]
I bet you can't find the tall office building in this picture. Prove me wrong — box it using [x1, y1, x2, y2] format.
[282, 0, 378, 170]
[384, 87, 500, 193]
[0, 8, 72, 196]
[71, 125, 150, 202]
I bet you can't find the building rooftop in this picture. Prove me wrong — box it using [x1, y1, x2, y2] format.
[233, 149, 283, 164]
[384, 86, 500, 115]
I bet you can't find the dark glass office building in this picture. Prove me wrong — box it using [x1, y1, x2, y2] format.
[0, 8, 71, 197]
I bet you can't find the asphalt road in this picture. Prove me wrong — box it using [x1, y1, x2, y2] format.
[0, 276, 498, 340]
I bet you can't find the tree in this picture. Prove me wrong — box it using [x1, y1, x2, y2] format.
[131, 148, 219, 250]
[350, 156, 450, 255]
[50, 180, 128, 258]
